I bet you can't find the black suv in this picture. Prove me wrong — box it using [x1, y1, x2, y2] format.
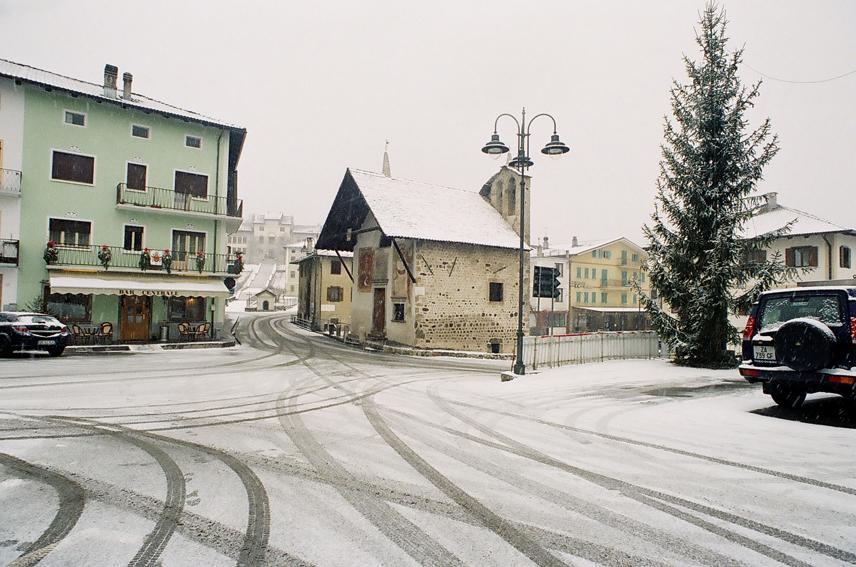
[0, 312, 69, 357]
[739, 287, 856, 407]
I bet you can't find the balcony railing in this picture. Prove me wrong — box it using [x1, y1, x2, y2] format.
[0, 169, 22, 196]
[47, 244, 243, 275]
[0, 239, 19, 265]
[116, 183, 243, 219]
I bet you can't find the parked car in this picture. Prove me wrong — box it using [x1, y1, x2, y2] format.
[0, 312, 69, 357]
[739, 287, 856, 407]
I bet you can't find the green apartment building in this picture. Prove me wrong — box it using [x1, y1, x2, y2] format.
[0, 59, 245, 342]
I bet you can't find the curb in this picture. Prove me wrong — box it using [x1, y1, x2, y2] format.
[66, 340, 236, 356]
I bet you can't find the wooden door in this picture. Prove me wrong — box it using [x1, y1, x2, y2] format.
[120, 296, 151, 341]
[372, 288, 386, 334]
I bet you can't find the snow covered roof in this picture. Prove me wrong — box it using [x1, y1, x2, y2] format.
[532, 237, 645, 258]
[316, 249, 353, 258]
[740, 202, 856, 239]
[316, 169, 522, 251]
[0, 58, 243, 131]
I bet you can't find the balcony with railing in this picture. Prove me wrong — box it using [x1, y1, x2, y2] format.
[0, 169, 22, 197]
[0, 239, 19, 266]
[45, 243, 243, 275]
[116, 183, 243, 221]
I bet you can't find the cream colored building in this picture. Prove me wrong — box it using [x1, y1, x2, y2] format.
[296, 250, 353, 330]
[529, 236, 652, 333]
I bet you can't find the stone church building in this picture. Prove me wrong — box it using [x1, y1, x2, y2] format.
[315, 165, 529, 354]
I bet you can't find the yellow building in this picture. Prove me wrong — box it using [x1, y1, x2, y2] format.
[296, 250, 353, 331]
[531, 236, 652, 333]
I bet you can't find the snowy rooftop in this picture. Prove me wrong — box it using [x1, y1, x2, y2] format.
[0, 58, 243, 131]
[532, 237, 645, 258]
[317, 169, 522, 250]
[316, 249, 353, 258]
[740, 200, 855, 239]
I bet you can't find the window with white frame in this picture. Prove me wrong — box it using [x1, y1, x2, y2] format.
[64, 111, 85, 126]
[131, 124, 150, 139]
[123, 225, 144, 251]
[126, 163, 147, 191]
[49, 218, 91, 247]
[51, 151, 94, 184]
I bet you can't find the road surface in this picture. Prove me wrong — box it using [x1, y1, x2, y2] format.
[0, 312, 853, 566]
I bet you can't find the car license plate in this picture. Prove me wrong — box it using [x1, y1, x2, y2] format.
[753, 345, 776, 361]
[37, 340, 56, 346]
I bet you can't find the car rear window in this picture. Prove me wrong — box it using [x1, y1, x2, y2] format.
[16, 315, 62, 325]
[758, 294, 844, 332]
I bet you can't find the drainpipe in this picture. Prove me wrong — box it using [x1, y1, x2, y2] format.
[211, 130, 225, 338]
[822, 234, 833, 281]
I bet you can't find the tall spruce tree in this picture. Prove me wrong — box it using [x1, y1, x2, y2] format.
[642, 3, 791, 367]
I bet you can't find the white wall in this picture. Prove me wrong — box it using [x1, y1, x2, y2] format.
[0, 77, 25, 308]
[767, 233, 856, 287]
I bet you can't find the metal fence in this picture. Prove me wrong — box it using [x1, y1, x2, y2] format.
[0, 169, 22, 195]
[116, 183, 242, 218]
[522, 331, 662, 369]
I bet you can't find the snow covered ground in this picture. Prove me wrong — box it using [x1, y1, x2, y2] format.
[0, 312, 853, 566]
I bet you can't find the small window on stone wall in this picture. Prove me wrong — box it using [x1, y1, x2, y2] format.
[489, 282, 503, 302]
[393, 302, 405, 322]
[488, 339, 501, 354]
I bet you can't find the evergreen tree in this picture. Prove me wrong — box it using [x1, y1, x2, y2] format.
[641, 3, 792, 367]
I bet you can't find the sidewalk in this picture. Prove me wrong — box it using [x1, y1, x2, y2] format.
[66, 339, 236, 356]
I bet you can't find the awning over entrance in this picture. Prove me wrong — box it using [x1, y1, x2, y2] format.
[49, 273, 231, 298]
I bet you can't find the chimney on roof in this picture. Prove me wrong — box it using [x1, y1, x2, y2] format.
[763, 192, 778, 212]
[382, 140, 391, 178]
[122, 72, 133, 100]
[103, 64, 118, 98]
[542, 236, 549, 250]
[572, 236, 578, 247]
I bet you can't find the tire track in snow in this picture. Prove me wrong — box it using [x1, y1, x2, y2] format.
[446, 398, 856, 497]
[0, 453, 84, 567]
[270, 320, 571, 566]
[45, 417, 186, 567]
[267, 319, 466, 566]
[428, 386, 855, 566]
[384, 407, 740, 567]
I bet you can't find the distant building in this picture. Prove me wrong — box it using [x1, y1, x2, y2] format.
[227, 213, 319, 265]
[316, 166, 527, 354]
[296, 250, 353, 330]
[248, 288, 277, 311]
[530, 236, 652, 333]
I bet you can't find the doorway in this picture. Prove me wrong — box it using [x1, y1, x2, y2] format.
[372, 288, 386, 335]
[120, 295, 151, 341]
[262, 300, 270, 311]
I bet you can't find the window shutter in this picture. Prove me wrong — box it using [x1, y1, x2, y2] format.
[785, 248, 795, 267]
[809, 247, 818, 267]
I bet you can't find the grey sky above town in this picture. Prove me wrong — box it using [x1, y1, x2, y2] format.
[3, 0, 854, 246]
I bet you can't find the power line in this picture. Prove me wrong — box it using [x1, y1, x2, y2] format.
[742, 62, 856, 84]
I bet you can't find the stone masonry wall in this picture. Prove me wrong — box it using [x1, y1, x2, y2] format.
[413, 241, 526, 354]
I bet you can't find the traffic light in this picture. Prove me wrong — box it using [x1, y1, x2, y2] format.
[533, 266, 561, 298]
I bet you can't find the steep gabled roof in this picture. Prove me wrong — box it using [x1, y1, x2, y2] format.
[740, 203, 856, 239]
[316, 168, 522, 251]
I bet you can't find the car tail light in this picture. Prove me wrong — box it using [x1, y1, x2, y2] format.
[742, 315, 756, 340]
[850, 316, 856, 343]
[60, 325, 69, 336]
[11, 324, 28, 334]
[828, 375, 855, 386]
[739, 367, 760, 378]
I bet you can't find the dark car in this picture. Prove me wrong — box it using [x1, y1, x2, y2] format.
[739, 287, 856, 407]
[0, 312, 69, 357]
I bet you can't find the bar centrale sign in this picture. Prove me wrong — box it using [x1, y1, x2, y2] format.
[118, 289, 178, 297]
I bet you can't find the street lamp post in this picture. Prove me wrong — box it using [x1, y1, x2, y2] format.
[481, 108, 570, 375]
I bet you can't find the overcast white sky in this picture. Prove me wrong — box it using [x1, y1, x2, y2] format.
[2, 0, 854, 245]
